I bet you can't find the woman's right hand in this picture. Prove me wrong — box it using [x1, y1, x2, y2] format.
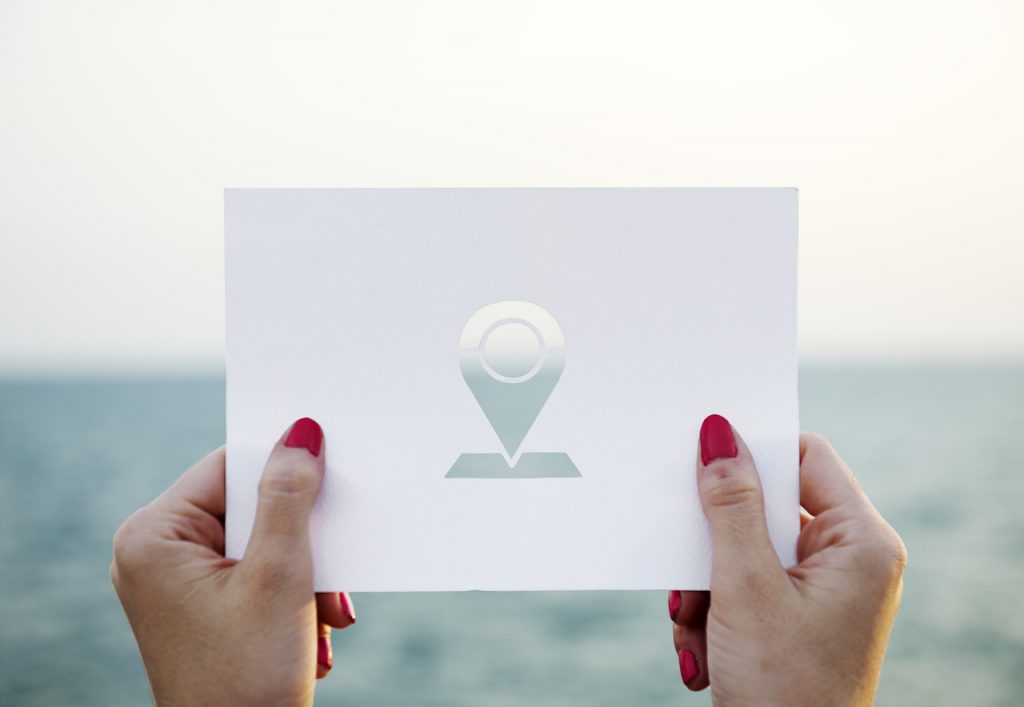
[668, 415, 907, 706]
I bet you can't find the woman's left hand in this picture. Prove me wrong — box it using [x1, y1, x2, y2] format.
[111, 417, 354, 707]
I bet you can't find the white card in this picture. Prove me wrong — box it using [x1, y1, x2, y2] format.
[225, 188, 798, 591]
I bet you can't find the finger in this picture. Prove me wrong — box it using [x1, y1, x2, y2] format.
[156, 447, 226, 517]
[316, 623, 332, 679]
[798, 432, 869, 516]
[138, 447, 227, 553]
[696, 414, 786, 590]
[673, 622, 709, 691]
[669, 590, 708, 628]
[242, 418, 325, 583]
[316, 591, 357, 629]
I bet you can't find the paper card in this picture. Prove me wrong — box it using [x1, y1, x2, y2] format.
[224, 188, 798, 592]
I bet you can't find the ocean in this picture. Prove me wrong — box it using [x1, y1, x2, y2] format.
[1, 368, 1022, 706]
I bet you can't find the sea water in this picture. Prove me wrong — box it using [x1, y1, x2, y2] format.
[1, 368, 1022, 706]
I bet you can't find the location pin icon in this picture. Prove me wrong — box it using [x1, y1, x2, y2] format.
[458, 301, 565, 459]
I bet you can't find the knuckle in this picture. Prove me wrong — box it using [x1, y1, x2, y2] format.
[882, 529, 909, 570]
[863, 526, 908, 578]
[801, 431, 831, 450]
[111, 509, 154, 575]
[259, 457, 320, 498]
[799, 431, 835, 461]
[894, 534, 909, 568]
[703, 471, 763, 510]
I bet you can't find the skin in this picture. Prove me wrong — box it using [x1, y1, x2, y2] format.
[671, 426, 907, 706]
[112, 419, 905, 706]
[110, 423, 354, 707]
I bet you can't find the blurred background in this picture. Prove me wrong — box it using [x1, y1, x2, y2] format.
[1, 1, 1022, 705]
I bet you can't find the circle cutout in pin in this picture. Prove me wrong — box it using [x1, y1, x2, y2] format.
[480, 319, 545, 383]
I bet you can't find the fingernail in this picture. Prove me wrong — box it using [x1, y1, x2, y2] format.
[285, 417, 323, 456]
[699, 414, 737, 465]
[668, 590, 682, 620]
[339, 592, 356, 623]
[317, 635, 333, 669]
[678, 648, 699, 684]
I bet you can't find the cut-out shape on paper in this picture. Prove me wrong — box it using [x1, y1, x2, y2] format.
[446, 301, 580, 478]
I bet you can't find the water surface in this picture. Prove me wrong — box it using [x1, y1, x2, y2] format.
[1, 368, 1022, 706]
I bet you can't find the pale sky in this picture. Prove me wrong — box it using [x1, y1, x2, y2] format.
[1, 0, 1022, 374]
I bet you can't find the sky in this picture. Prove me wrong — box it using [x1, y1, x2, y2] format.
[1, 0, 1022, 374]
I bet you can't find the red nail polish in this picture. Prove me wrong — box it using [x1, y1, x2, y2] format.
[668, 590, 682, 620]
[339, 592, 356, 623]
[317, 635, 333, 669]
[678, 648, 699, 684]
[285, 417, 323, 456]
[699, 414, 737, 465]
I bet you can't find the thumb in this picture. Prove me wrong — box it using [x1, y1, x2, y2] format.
[243, 418, 325, 582]
[696, 414, 784, 590]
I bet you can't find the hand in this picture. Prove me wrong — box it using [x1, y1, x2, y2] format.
[110, 418, 355, 707]
[669, 415, 906, 706]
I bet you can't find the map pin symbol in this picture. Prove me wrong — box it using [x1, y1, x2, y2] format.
[458, 301, 565, 459]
